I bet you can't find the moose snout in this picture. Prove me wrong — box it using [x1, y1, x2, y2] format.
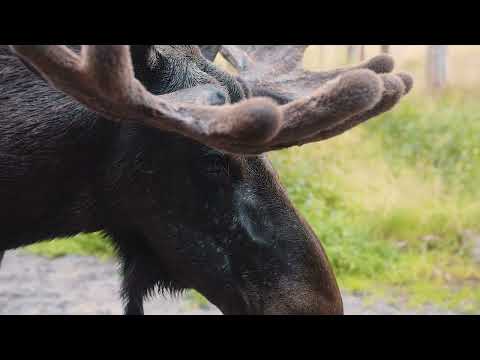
[260, 278, 344, 315]
[232, 187, 344, 315]
[266, 220, 344, 315]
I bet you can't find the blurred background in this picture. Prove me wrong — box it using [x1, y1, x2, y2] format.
[24, 46, 480, 314]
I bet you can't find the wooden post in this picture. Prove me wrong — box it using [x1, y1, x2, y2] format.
[360, 45, 365, 61]
[347, 45, 363, 63]
[426, 45, 448, 91]
[347, 45, 356, 62]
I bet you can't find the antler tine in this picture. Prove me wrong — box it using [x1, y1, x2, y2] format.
[217, 45, 413, 154]
[223, 45, 397, 100]
[10, 45, 412, 156]
[221, 45, 309, 75]
[308, 73, 413, 140]
[12, 45, 83, 85]
[82, 45, 138, 100]
[228, 72, 413, 154]
[11, 45, 142, 111]
[222, 45, 395, 79]
[220, 45, 255, 72]
[274, 69, 383, 143]
[296, 54, 395, 86]
[10, 45, 283, 153]
[272, 72, 412, 151]
[222, 69, 387, 154]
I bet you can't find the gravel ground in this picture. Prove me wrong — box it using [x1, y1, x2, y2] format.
[0, 250, 458, 315]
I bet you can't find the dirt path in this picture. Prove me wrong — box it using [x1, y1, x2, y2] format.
[0, 251, 457, 315]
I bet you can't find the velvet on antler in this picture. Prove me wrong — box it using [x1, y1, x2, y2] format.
[10, 45, 412, 155]
[220, 45, 413, 151]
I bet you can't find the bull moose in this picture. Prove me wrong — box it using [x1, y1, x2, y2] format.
[0, 45, 412, 314]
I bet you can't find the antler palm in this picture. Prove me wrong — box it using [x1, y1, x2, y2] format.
[10, 45, 413, 155]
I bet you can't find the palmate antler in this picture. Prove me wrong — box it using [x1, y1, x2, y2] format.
[10, 45, 412, 155]
[220, 45, 413, 151]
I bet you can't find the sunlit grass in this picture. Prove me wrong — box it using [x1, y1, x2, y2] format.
[339, 252, 480, 313]
[26, 232, 115, 261]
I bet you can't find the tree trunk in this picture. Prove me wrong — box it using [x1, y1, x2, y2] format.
[426, 45, 448, 91]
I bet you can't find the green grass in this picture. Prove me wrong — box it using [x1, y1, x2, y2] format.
[25, 91, 480, 313]
[26, 232, 115, 261]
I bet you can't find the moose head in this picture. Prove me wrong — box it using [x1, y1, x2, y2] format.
[6, 45, 412, 314]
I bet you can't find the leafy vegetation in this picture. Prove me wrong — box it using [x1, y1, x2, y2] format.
[269, 92, 480, 312]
